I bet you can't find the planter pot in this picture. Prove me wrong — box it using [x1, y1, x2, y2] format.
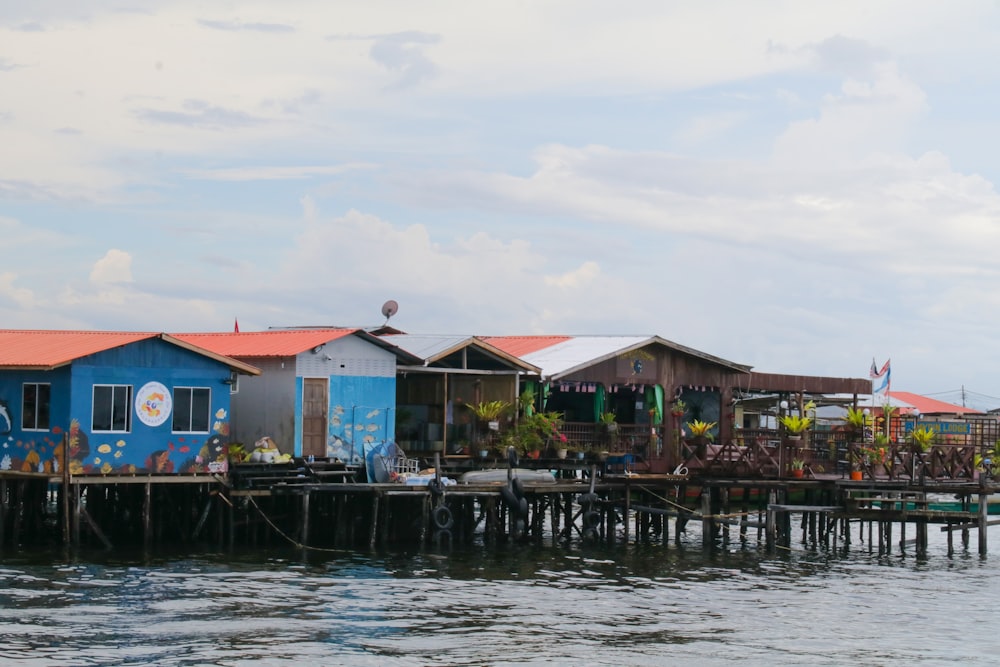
[576, 451, 586, 460]
[791, 468, 804, 479]
[479, 449, 490, 459]
[850, 470, 863, 481]
[556, 448, 568, 460]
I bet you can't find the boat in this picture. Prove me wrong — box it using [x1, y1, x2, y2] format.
[459, 468, 557, 484]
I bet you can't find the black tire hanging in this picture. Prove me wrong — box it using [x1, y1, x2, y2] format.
[432, 504, 454, 531]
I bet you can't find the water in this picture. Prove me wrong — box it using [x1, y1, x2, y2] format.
[2, 526, 998, 666]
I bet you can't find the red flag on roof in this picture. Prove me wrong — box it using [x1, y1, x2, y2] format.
[234, 318, 240, 333]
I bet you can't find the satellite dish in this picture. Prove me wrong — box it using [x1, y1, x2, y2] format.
[381, 299, 399, 323]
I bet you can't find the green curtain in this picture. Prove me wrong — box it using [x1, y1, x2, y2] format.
[595, 384, 606, 422]
[645, 385, 663, 423]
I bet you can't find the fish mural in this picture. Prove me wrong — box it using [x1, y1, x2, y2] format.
[0, 400, 11, 435]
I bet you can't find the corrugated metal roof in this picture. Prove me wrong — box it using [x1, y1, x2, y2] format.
[174, 329, 356, 358]
[877, 391, 983, 415]
[0, 330, 158, 369]
[482, 335, 573, 357]
[0, 330, 260, 375]
[485, 335, 749, 380]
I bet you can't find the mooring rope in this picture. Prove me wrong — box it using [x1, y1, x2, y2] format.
[247, 495, 351, 554]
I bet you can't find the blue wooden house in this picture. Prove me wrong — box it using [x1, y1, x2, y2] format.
[174, 329, 420, 465]
[0, 330, 260, 475]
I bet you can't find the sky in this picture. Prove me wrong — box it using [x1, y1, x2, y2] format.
[3, 1, 1000, 409]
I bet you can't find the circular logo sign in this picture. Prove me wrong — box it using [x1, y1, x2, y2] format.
[135, 381, 172, 427]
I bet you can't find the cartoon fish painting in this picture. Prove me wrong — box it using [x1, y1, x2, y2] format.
[0, 400, 11, 435]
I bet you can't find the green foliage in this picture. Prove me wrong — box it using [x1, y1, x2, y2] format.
[779, 414, 812, 434]
[791, 458, 805, 470]
[909, 426, 936, 452]
[504, 411, 566, 453]
[670, 400, 687, 415]
[843, 406, 869, 429]
[598, 411, 617, 424]
[465, 400, 511, 421]
[686, 420, 717, 440]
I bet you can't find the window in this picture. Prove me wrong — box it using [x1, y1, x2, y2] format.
[22, 383, 51, 431]
[93, 385, 132, 433]
[172, 387, 211, 433]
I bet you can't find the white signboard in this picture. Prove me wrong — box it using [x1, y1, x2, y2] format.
[135, 381, 172, 427]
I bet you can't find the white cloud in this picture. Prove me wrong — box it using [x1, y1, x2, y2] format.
[90, 249, 133, 285]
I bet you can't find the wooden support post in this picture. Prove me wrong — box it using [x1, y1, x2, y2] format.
[369, 493, 380, 549]
[701, 487, 712, 549]
[11, 481, 23, 547]
[72, 484, 81, 547]
[765, 489, 776, 550]
[143, 481, 152, 549]
[192, 492, 213, 541]
[61, 434, 70, 545]
[979, 492, 989, 556]
[80, 505, 113, 550]
[0, 478, 6, 550]
[624, 481, 631, 543]
[301, 491, 311, 548]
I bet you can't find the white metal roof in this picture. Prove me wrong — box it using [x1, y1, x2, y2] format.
[519, 335, 749, 380]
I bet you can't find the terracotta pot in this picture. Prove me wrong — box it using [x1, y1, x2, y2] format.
[850, 470, 863, 481]
[792, 468, 804, 478]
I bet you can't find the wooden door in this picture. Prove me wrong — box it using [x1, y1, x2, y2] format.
[302, 378, 328, 458]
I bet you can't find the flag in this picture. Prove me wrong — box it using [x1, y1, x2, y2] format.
[870, 358, 889, 379]
[234, 318, 240, 333]
[871, 359, 891, 395]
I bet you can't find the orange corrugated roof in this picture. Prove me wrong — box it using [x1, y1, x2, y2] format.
[174, 329, 356, 357]
[0, 330, 159, 369]
[887, 391, 983, 415]
[482, 335, 573, 357]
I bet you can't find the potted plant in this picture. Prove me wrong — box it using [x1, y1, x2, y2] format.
[670, 400, 687, 418]
[686, 419, 716, 456]
[842, 406, 868, 437]
[909, 425, 935, 453]
[790, 458, 805, 478]
[599, 411, 618, 433]
[779, 414, 812, 441]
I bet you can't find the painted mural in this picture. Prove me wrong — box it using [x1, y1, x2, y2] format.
[326, 403, 387, 465]
[0, 403, 231, 475]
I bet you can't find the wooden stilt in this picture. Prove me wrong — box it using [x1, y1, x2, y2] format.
[301, 491, 311, 548]
[143, 481, 152, 549]
[369, 494, 380, 549]
[978, 492, 989, 556]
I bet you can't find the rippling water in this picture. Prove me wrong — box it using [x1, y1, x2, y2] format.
[2, 525, 998, 666]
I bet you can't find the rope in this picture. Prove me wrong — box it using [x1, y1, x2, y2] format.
[247, 495, 351, 554]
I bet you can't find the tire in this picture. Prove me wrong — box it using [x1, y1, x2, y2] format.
[583, 527, 599, 541]
[578, 492, 599, 506]
[583, 510, 601, 529]
[500, 485, 519, 510]
[511, 476, 525, 499]
[517, 496, 529, 518]
[506, 447, 520, 468]
[432, 504, 454, 531]
[427, 478, 443, 497]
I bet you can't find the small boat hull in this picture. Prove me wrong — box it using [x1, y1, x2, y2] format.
[460, 468, 556, 484]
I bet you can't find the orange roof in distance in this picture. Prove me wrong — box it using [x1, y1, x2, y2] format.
[174, 329, 356, 357]
[482, 335, 572, 357]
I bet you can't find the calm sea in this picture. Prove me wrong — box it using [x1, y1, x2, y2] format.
[2, 524, 998, 667]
